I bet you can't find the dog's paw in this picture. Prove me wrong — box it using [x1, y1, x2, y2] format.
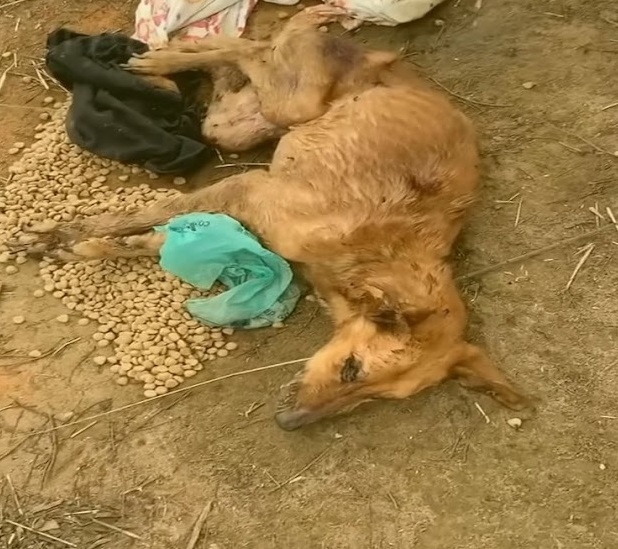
[11, 220, 80, 260]
[122, 52, 178, 75]
[301, 4, 349, 24]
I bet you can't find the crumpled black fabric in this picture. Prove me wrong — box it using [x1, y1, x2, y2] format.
[46, 29, 212, 175]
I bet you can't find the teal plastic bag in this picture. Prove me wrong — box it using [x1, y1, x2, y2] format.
[155, 213, 300, 329]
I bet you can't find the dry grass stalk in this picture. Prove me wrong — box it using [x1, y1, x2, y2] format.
[565, 243, 594, 290]
[186, 501, 214, 549]
[5, 519, 77, 547]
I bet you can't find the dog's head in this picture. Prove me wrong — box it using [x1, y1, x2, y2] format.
[275, 262, 463, 430]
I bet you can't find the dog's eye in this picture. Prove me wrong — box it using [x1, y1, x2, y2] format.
[340, 355, 362, 382]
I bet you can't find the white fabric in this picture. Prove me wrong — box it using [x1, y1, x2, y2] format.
[325, 0, 446, 26]
[133, 0, 445, 49]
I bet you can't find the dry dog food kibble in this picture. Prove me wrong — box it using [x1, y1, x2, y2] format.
[0, 103, 238, 393]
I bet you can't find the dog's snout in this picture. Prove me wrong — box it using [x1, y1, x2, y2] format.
[274, 408, 317, 431]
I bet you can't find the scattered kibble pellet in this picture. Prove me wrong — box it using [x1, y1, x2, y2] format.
[13, 316, 25, 324]
[0, 102, 239, 394]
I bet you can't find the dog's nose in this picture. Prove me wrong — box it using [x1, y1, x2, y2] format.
[274, 408, 316, 431]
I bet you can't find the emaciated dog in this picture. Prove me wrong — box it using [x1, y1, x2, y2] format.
[23, 6, 529, 430]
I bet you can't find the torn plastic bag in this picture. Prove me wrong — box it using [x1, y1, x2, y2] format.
[156, 213, 300, 329]
[134, 0, 300, 49]
[325, 0, 446, 27]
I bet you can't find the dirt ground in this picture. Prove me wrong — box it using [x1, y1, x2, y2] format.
[1, 0, 618, 547]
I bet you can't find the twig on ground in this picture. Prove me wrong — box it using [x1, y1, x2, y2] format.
[457, 224, 614, 280]
[24, 357, 310, 437]
[0, 103, 51, 110]
[5, 474, 23, 515]
[0, 416, 49, 462]
[0, 337, 81, 366]
[243, 401, 264, 418]
[270, 447, 331, 493]
[589, 204, 604, 226]
[601, 101, 618, 111]
[605, 207, 618, 232]
[428, 77, 512, 108]
[474, 402, 491, 423]
[41, 415, 58, 487]
[215, 162, 270, 168]
[185, 501, 214, 549]
[69, 420, 98, 438]
[5, 519, 76, 547]
[495, 192, 520, 204]
[559, 128, 616, 158]
[514, 196, 523, 227]
[38, 66, 70, 94]
[126, 392, 191, 437]
[0, 59, 16, 93]
[90, 518, 142, 540]
[565, 243, 594, 290]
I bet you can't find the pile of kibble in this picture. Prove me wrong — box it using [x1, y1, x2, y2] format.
[0, 99, 237, 398]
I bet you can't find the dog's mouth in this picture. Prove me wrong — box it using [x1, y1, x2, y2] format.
[275, 374, 325, 431]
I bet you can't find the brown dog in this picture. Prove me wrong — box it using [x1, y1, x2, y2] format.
[24, 6, 529, 429]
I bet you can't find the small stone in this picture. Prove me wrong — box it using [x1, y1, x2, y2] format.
[13, 316, 25, 324]
[93, 356, 107, 366]
[56, 314, 70, 323]
[506, 417, 522, 429]
[522, 81, 536, 90]
[116, 376, 129, 386]
[334, 432, 343, 439]
[28, 350, 42, 358]
[33, 289, 45, 298]
[172, 176, 186, 185]
[5, 265, 18, 274]
[599, 463, 607, 471]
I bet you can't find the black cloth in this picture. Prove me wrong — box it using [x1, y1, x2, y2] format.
[46, 29, 212, 175]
